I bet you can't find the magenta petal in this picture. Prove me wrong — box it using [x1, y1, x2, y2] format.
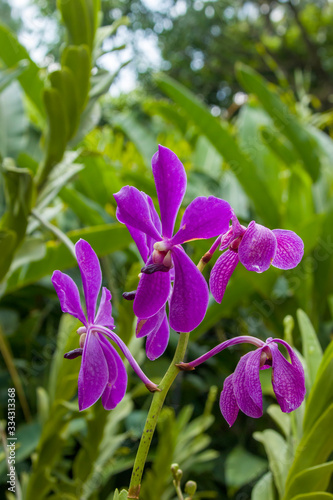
[272, 229, 304, 270]
[94, 287, 115, 329]
[75, 239, 102, 324]
[136, 306, 165, 339]
[238, 221, 277, 273]
[133, 258, 171, 319]
[117, 207, 149, 262]
[78, 332, 108, 410]
[114, 186, 161, 241]
[51, 270, 86, 325]
[99, 335, 127, 410]
[209, 250, 239, 303]
[233, 350, 263, 418]
[220, 374, 239, 427]
[171, 196, 232, 245]
[146, 313, 170, 360]
[169, 246, 209, 332]
[152, 145, 186, 238]
[269, 341, 306, 412]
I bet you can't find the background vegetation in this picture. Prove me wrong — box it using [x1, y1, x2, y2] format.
[1, 0, 333, 498]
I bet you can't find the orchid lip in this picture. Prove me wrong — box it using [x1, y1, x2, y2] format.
[123, 290, 136, 301]
[64, 348, 83, 359]
[141, 263, 170, 274]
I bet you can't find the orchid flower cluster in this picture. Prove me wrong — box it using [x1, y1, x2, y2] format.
[52, 145, 305, 427]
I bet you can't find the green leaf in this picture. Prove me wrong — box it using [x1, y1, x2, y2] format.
[303, 341, 333, 433]
[290, 494, 333, 500]
[60, 186, 107, 225]
[112, 490, 128, 500]
[155, 72, 279, 227]
[251, 472, 275, 500]
[48, 314, 81, 404]
[0, 59, 29, 93]
[225, 446, 267, 490]
[260, 126, 299, 165]
[236, 63, 321, 181]
[267, 404, 291, 438]
[62, 45, 91, 111]
[3, 223, 132, 294]
[0, 81, 28, 158]
[253, 430, 289, 497]
[37, 87, 69, 185]
[286, 404, 333, 485]
[49, 68, 79, 139]
[0, 230, 16, 281]
[284, 461, 333, 499]
[58, 0, 93, 49]
[297, 309, 322, 388]
[0, 24, 45, 114]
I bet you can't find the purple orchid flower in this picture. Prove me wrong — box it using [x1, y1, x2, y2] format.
[114, 145, 232, 338]
[177, 335, 305, 427]
[51, 239, 159, 411]
[210, 213, 304, 303]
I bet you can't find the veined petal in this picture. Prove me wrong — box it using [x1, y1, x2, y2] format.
[51, 270, 86, 325]
[94, 287, 115, 329]
[114, 186, 161, 241]
[244, 348, 264, 410]
[98, 334, 127, 410]
[75, 239, 102, 324]
[146, 313, 169, 361]
[209, 250, 239, 303]
[136, 306, 165, 339]
[238, 222, 277, 273]
[78, 332, 108, 410]
[169, 246, 209, 332]
[171, 196, 232, 246]
[233, 351, 263, 418]
[152, 145, 186, 238]
[116, 207, 149, 262]
[272, 229, 304, 270]
[133, 257, 171, 319]
[269, 341, 306, 412]
[219, 374, 239, 427]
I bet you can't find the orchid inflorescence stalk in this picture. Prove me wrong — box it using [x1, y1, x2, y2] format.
[51, 145, 306, 498]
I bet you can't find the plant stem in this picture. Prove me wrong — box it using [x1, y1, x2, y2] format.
[127, 331, 190, 499]
[127, 245, 214, 499]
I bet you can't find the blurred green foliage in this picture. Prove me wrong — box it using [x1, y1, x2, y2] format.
[0, 0, 333, 499]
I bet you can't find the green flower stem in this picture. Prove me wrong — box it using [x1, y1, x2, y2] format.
[127, 254, 210, 499]
[127, 331, 190, 499]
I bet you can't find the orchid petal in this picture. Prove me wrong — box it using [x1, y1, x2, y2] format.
[233, 350, 263, 418]
[133, 257, 171, 319]
[78, 332, 108, 410]
[146, 313, 169, 361]
[75, 239, 102, 324]
[152, 145, 186, 238]
[238, 221, 277, 273]
[169, 246, 209, 332]
[269, 341, 306, 412]
[209, 250, 239, 303]
[219, 374, 239, 427]
[94, 287, 115, 329]
[52, 270, 86, 325]
[272, 229, 304, 270]
[114, 186, 161, 241]
[171, 196, 232, 246]
[231, 213, 246, 238]
[136, 306, 165, 339]
[116, 207, 149, 262]
[98, 335, 127, 410]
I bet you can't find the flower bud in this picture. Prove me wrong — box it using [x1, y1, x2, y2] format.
[185, 480, 197, 496]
